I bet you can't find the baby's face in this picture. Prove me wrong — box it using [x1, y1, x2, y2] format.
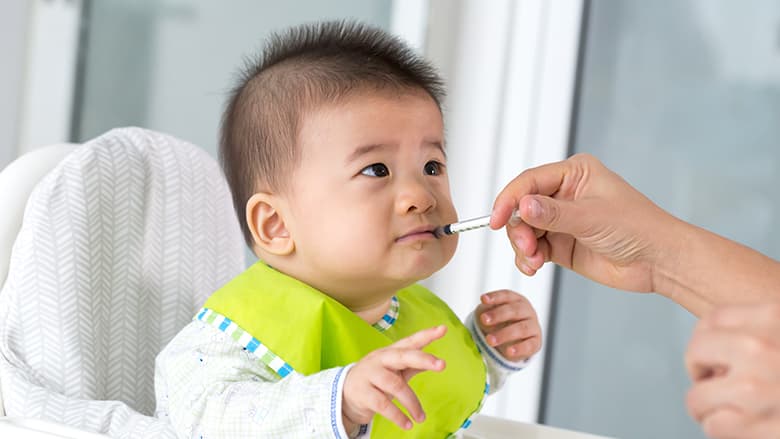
[282, 90, 458, 307]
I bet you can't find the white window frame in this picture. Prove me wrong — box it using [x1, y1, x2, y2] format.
[16, 0, 82, 155]
[0, 0, 33, 169]
[419, 0, 584, 423]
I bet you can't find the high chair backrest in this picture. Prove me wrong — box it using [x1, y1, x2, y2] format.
[0, 127, 246, 436]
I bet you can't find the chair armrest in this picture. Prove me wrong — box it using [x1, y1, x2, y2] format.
[463, 414, 615, 439]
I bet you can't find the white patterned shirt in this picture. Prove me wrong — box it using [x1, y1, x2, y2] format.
[154, 299, 530, 439]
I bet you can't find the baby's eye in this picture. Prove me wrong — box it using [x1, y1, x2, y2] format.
[424, 160, 444, 176]
[360, 163, 390, 177]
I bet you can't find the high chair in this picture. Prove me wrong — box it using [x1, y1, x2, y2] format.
[0, 127, 246, 437]
[0, 128, 611, 439]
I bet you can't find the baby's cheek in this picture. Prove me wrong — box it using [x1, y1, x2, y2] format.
[442, 234, 458, 261]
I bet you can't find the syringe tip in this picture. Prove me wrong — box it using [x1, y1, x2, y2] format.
[433, 224, 452, 238]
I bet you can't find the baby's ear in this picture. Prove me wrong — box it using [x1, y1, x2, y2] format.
[246, 193, 294, 256]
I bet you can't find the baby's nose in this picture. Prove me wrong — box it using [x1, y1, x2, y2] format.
[395, 180, 437, 215]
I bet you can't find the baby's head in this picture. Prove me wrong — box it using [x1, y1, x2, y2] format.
[220, 20, 458, 308]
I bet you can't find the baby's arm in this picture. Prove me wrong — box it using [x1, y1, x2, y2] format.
[155, 320, 448, 439]
[466, 290, 542, 393]
[155, 320, 354, 439]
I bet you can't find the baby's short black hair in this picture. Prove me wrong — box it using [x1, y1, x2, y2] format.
[219, 20, 445, 247]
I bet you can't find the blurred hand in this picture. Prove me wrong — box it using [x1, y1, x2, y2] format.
[342, 325, 447, 433]
[475, 289, 541, 362]
[490, 153, 680, 294]
[686, 302, 780, 439]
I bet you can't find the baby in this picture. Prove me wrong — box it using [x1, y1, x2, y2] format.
[155, 20, 542, 438]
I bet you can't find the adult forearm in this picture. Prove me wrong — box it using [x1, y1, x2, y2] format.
[654, 219, 780, 316]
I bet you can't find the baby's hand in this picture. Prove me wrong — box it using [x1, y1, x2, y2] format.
[342, 325, 447, 434]
[476, 290, 541, 362]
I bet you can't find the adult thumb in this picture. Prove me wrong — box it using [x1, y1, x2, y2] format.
[518, 195, 582, 236]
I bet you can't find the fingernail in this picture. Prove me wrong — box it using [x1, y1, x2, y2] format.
[508, 209, 523, 226]
[405, 421, 413, 430]
[508, 347, 516, 355]
[528, 198, 542, 218]
[514, 237, 525, 251]
[482, 314, 492, 324]
[419, 413, 426, 422]
[487, 335, 497, 346]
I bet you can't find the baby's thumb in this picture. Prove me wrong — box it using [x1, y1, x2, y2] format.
[518, 195, 582, 236]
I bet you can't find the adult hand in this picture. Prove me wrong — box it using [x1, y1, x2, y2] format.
[490, 153, 681, 294]
[342, 325, 447, 433]
[686, 302, 780, 439]
[475, 289, 541, 362]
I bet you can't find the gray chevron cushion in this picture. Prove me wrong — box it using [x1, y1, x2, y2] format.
[0, 127, 246, 437]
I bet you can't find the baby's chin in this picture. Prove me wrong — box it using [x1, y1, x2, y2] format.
[394, 256, 452, 285]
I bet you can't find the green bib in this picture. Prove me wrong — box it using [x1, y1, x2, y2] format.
[203, 262, 487, 438]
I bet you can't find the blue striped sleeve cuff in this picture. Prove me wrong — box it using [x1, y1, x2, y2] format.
[331, 364, 371, 438]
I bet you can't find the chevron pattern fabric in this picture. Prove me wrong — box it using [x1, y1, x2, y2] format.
[0, 127, 246, 437]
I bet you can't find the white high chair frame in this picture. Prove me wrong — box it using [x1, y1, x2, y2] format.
[0, 142, 78, 420]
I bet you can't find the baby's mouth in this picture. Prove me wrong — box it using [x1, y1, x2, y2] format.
[396, 226, 437, 242]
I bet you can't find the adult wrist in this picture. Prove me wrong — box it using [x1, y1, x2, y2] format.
[650, 216, 706, 310]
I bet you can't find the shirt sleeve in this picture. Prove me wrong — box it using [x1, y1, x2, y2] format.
[464, 312, 532, 394]
[154, 320, 370, 438]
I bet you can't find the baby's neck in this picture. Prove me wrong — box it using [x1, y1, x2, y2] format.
[350, 297, 393, 326]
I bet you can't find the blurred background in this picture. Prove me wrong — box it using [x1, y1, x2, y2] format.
[2, 1, 780, 438]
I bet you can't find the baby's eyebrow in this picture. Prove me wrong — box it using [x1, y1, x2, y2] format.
[425, 140, 446, 158]
[345, 140, 446, 165]
[346, 144, 389, 164]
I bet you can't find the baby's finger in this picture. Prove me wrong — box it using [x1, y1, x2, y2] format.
[392, 325, 447, 350]
[401, 368, 424, 382]
[481, 290, 527, 307]
[380, 349, 445, 373]
[480, 302, 536, 327]
[370, 393, 414, 430]
[484, 319, 539, 346]
[372, 369, 425, 424]
[499, 337, 541, 361]
[475, 302, 491, 318]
